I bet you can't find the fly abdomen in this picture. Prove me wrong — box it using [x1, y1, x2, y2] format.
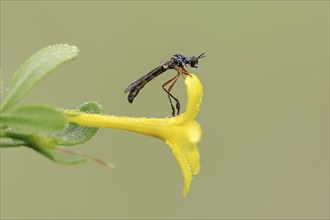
[124, 65, 168, 103]
[127, 87, 141, 103]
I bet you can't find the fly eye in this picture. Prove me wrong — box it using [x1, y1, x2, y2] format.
[190, 56, 199, 68]
[189, 53, 205, 68]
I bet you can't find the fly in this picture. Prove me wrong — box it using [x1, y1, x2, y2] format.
[124, 53, 205, 116]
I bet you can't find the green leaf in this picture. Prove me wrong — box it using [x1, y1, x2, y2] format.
[0, 44, 79, 111]
[0, 104, 67, 132]
[2, 128, 85, 164]
[51, 102, 102, 146]
[6, 129, 60, 149]
[0, 138, 25, 148]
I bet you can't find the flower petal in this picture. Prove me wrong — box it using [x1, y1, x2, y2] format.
[65, 73, 204, 197]
[166, 139, 193, 197]
[176, 74, 203, 123]
[166, 120, 202, 196]
[185, 141, 201, 176]
[166, 138, 201, 196]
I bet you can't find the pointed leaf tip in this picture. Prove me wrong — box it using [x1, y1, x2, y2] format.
[1, 44, 79, 111]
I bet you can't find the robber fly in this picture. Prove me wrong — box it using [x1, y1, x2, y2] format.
[124, 53, 205, 116]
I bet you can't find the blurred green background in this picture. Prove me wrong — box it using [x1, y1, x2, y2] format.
[1, 1, 328, 219]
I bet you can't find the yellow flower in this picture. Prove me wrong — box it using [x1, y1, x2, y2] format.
[65, 74, 203, 197]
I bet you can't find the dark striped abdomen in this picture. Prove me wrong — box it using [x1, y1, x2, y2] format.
[124, 65, 168, 103]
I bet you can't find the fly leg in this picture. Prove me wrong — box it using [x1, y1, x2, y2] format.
[162, 72, 180, 116]
[168, 74, 180, 115]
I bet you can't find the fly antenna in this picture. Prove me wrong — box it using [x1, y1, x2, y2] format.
[197, 53, 206, 59]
